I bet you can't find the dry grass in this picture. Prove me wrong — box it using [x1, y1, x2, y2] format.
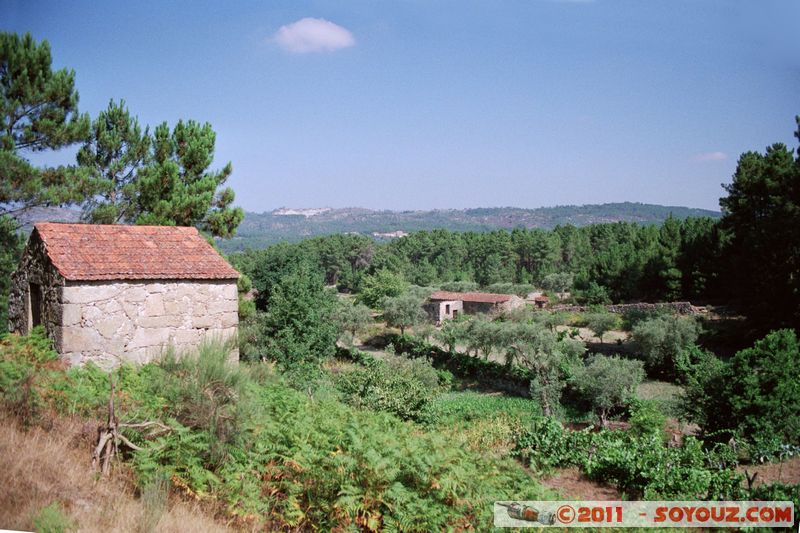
[0, 413, 239, 532]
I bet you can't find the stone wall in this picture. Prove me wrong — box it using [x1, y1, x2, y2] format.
[57, 280, 238, 368]
[8, 231, 64, 337]
[549, 301, 699, 315]
[426, 300, 464, 323]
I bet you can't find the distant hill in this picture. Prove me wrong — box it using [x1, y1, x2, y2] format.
[11, 206, 82, 231]
[218, 203, 721, 252]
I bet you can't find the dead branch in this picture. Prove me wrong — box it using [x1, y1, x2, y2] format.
[92, 377, 171, 475]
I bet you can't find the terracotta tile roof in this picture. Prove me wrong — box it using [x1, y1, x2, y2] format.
[33, 223, 239, 281]
[429, 290, 515, 304]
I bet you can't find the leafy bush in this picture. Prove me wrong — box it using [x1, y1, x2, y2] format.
[703, 329, 800, 446]
[632, 315, 699, 378]
[333, 353, 442, 421]
[357, 268, 407, 308]
[3, 335, 547, 530]
[513, 416, 744, 500]
[257, 265, 339, 368]
[627, 399, 667, 438]
[439, 280, 479, 293]
[572, 355, 645, 426]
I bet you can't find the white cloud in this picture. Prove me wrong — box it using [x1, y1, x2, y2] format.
[273, 18, 355, 54]
[693, 151, 728, 162]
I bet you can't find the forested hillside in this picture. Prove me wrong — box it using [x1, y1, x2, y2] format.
[220, 203, 720, 251]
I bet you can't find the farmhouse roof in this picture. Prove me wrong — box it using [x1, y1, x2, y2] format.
[33, 223, 239, 281]
[429, 290, 515, 304]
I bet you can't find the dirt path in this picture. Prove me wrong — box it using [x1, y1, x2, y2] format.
[738, 456, 800, 486]
[541, 467, 622, 500]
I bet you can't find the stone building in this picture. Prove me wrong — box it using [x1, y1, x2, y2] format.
[8, 223, 239, 367]
[426, 291, 524, 323]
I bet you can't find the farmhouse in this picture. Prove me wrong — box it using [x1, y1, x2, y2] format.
[426, 290, 524, 323]
[7, 223, 239, 368]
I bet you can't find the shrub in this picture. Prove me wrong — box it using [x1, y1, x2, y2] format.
[258, 265, 338, 368]
[334, 359, 437, 422]
[513, 416, 744, 500]
[357, 268, 407, 308]
[573, 355, 645, 426]
[707, 329, 800, 446]
[31, 502, 76, 533]
[627, 399, 667, 438]
[439, 280, 479, 293]
[632, 315, 699, 378]
[4, 334, 549, 530]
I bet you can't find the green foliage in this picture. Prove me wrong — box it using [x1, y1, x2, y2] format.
[0, 327, 60, 423]
[513, 416, 744, 500]
[0, 215, 24, 335]
[77, 99, 150, 224]
[584, 308, 620, 344]
[439, 280, 479, 292]
[390, 334, 534, 396]
[573, 355, 645, 425]
[133, 120, 244, 238]
[333, 298, 373, 342]
[254, 264, 338, 368]
[0, 32, 91, 214]
[502, 322, 585, 417]
[357, 268, 407, 308]
[148, 342, 250, 467]
[6, 335, 545, 530]
[31, 502, 76, 533]
[706, 329, 800, 445]
[541, 271, 573, 293]
[381, 292, 427, 335]
[720, 118, 800, 327]
[627, 399, 667, 438]
[425, 391, 541, 428]
[0, 32, 92, 331]
[237, 296, 256, 320]
[578, 281, 612, 305]
[231, 243, 320, 310]
[632, 315, 699, 377]
[334, 360, 438, 422]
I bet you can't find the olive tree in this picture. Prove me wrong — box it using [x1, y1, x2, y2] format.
[575, 355, 645, 426]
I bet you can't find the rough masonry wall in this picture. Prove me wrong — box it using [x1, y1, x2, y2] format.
[8, 232, 64, 337]
[59, 280, 238, 368]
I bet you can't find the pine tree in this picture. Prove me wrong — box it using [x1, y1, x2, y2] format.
[134, 120, 244, 238]
[0, 32, 90, 215]
[78, 100, 150, 224]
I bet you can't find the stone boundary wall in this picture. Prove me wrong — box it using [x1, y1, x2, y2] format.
[58, 280, 238, 368]
[550, 301, 699, 315]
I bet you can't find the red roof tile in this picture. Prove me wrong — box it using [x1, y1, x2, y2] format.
[33, 223, 239, 281]
[429, 290, 515, 304]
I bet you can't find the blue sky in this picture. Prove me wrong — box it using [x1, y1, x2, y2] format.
[4, 0, 799, 212]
